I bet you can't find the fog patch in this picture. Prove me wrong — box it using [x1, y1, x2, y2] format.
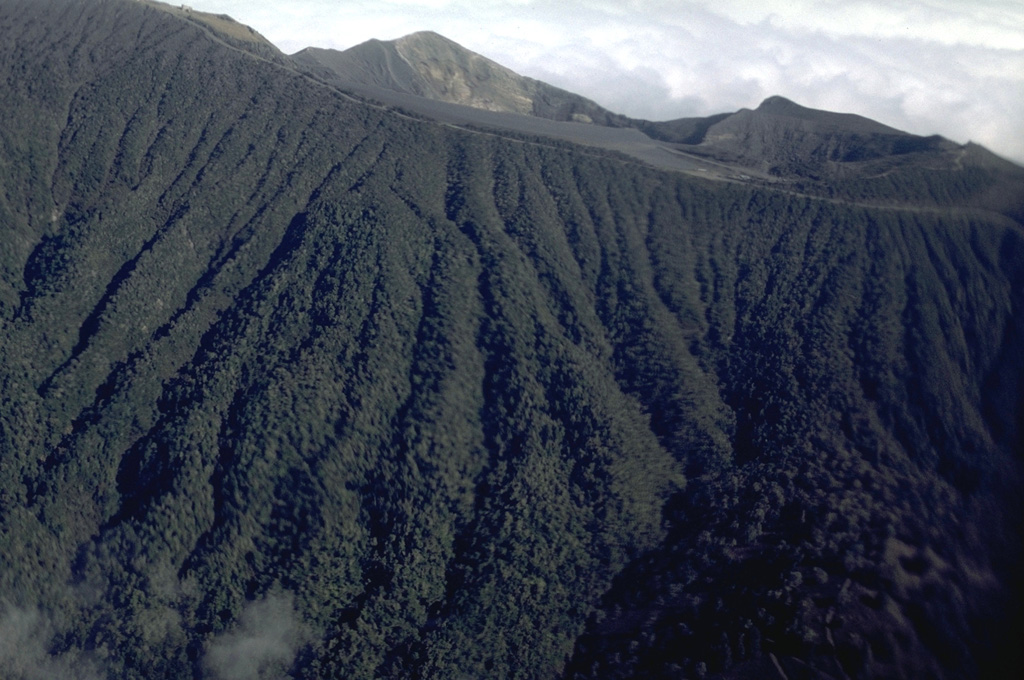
[204, 592, 306, 680]
[0, 604, 100, 680]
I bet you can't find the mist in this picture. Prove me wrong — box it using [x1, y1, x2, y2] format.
[203, 593, 307, 680]
[0, 604, 100, 680]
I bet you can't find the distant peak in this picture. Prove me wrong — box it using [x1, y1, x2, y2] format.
[401, 30, 446, 39]
[756, 95, 803, 112]
[391, 31, 488, 63]
[394, 31, 461, 47]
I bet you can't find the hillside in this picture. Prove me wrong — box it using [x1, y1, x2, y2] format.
[0, 1, 1021, 679]
[292, 31, 630, 126]
[643, 96, 1021, 193]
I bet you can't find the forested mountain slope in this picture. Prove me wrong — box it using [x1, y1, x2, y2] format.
[0, 1, 1021, 679]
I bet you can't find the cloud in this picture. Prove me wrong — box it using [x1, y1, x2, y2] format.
[690, 0, 1024, 49]
[0, 604, 101, 680]
[203, 593, 306, 680]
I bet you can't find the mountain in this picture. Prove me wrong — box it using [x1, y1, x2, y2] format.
[642, 95, 1001, 183]
[292, 31, 1024, 215]
[293, 31, 630, 126]
[0, 1, 1022, 679]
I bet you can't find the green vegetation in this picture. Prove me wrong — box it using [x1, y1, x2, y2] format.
[0, 1, 1021, 678]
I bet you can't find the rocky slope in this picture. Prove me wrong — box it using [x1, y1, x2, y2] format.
[292, 31, 632, 125]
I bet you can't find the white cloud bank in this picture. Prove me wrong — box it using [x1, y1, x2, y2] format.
[191, 1, 1024, 163]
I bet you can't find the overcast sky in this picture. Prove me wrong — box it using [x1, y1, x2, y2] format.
[191, 1, 1024, 164]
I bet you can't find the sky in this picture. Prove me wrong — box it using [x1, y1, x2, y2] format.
[190, 0, 1024, 164]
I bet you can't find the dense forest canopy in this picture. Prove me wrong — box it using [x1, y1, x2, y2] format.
[0, 1, 1021, 678]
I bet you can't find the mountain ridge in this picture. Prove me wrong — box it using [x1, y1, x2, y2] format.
[290, 29, 1024, 205]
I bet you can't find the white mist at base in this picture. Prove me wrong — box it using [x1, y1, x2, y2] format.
[203, 593, 306, 680]
[0, 605, 101, 680]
